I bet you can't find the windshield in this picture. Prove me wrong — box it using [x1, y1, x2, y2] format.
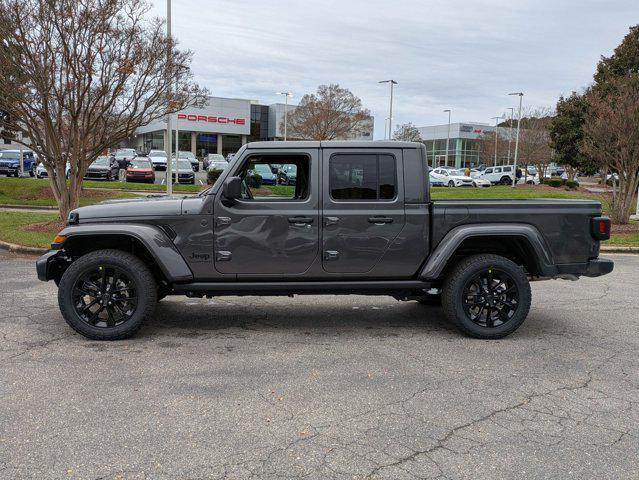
[178, 152, 194, 159]
[172, 160, 193, 170]
[0, 152, 21, 160]
[129, 158, 151, 169]
[149, 151, 166, 158]
[449, 169, 464, 176]
[92, 157, 110, 166]
[115, 149, 135, 156]
[208, 154, 225, 161]
[210, 162, 227, 170]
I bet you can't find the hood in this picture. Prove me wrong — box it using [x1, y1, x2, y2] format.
[72, 195, 185, 221]
[88, 165, 110, 171]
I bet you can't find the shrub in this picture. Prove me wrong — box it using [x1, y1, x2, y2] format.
[546, 178, 563, 188]
[247, 172, 262, 188]
[565, 180, 579, 189]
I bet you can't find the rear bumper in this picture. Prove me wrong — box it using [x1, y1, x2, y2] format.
[583, 258, 614, 277]
[555, 257, 614, 279]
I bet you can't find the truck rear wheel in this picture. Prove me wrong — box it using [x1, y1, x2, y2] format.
[57, 249, 157, 340]
[442, 254, 531, 339]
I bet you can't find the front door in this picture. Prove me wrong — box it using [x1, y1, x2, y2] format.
[321, 149, 405, 274]
[213, 149, 319, 275]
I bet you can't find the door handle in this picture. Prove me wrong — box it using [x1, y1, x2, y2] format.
[368, 216, 394, 224]
[325, 216, 339, 226]
[288, 216, 314, 226]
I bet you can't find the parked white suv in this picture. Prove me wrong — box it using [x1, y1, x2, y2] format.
[148, 150, 168, 170]
[480, 165, 516, 185]
[430, 168, 474, 187]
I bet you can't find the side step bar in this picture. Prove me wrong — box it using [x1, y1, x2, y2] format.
[172, 280, 431, 297]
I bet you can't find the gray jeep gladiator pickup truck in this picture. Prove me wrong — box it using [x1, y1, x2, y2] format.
[36, 141, 614, 340]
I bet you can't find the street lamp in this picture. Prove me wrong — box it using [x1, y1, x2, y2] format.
[379, 80, 397, 140]
[508, 92, 524, 187]
[491, 115, 502, 167]
[506, 107, 515, 163]
[443, 109, 451, 167]
[165, 0, 173, 195]
[276, 92, 293, 141]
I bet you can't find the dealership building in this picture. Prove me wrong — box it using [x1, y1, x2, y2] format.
[132, 96, 374, 157]
[417, 122, 516, 169]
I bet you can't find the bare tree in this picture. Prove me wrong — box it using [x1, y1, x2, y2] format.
[0, 0, 206, 219]
[476, 131, 508, 166]
[514, 108, 554, 179]
[393, 122, 422, 142]
[283, 84, 370, 140]
[582, 77, 639, 224]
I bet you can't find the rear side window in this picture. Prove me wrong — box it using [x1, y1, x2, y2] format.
[330, 154, 396, 200]
[503, 166, 512, 172]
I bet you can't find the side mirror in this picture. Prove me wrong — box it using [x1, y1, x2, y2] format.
[222, 176, 242, 206]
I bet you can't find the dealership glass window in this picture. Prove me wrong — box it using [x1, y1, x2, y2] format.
[236, 154, 310, 201]
[222, 135, 242, 157]
[142, 132, 164, 152]
[196, 133, 217, 157]
[329, 154, 396, 201]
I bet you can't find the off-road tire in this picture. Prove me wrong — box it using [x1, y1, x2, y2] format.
[58, 249, 157, 340]
[500, 176, 511, 185]
[442, 254, 531, 339]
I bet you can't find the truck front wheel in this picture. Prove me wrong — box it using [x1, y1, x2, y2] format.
[442, 254, 531, 339]
[57, 249, 157, 340]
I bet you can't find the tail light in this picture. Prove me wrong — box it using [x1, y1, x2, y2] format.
[591, 216, 611, 240]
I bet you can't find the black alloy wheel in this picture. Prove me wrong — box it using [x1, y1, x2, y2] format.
[442, 254, 531, 339]
[71, 265, 137, 328]
[58, 249, 157, 340]
[461, 267, 519, 328]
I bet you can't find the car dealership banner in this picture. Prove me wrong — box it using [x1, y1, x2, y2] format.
[136, 97, 251, 136]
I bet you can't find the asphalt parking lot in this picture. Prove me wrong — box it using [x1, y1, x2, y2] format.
[0, 251, 637, 479]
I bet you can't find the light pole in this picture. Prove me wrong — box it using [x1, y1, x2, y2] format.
[379, 80, 397, 140]
[506, 107, 515, 163]
[443, 109, 451, 166]
[508, 92, 524, 187]
[165, 0, 173, 195]
[276, 92, 293, 140]
[491, 116, 502, 166]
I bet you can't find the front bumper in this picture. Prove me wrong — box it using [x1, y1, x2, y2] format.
[36, 250, 65, 282]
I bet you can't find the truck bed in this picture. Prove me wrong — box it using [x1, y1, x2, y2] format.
[431, 199, 602, 265]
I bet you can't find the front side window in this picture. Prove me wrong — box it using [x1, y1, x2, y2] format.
[494, 167, 502, 173]
[329, 153, 396, 201]
[235, 154, 310, 201]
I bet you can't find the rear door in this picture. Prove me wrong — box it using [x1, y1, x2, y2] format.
[321, 148, 405, 274]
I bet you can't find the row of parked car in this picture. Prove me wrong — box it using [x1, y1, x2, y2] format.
[0, 147, 240, 185]
[428, 164, 570, 188]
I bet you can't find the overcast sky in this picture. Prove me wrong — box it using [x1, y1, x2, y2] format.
[150, 0, 638, 139]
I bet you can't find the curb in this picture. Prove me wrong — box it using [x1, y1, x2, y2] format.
[0, 204, 57, 210]
[0, 239, 47, 255]
[600, 245, 639, 254]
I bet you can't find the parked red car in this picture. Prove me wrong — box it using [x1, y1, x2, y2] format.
[125, 156, 155, 183]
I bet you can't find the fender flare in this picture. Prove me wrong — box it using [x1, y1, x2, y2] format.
[57, 223, 193, 282]
[419, 223, 556, 280]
